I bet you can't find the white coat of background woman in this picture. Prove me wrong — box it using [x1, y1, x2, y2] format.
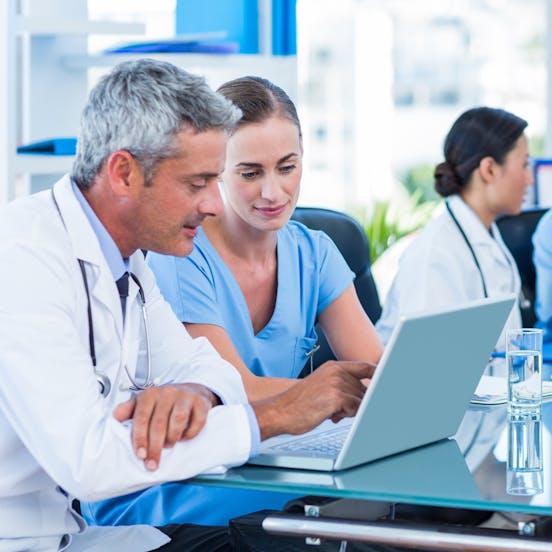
[376, 107, 533, 359]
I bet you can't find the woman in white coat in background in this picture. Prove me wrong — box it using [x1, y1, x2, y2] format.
[376, 107, 533, 359]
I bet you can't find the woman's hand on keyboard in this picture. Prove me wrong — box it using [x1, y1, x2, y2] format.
[251, 360, 374, 440]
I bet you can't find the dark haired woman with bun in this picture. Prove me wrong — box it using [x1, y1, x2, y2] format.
[377, 107, 533, 356]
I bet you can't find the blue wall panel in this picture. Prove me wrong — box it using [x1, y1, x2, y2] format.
[272, 0, 296, 55]
[176, 0, 259, 54]
[176, 0, 296, 56]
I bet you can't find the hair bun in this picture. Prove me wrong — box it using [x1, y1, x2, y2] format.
[434, 161, 461, 197]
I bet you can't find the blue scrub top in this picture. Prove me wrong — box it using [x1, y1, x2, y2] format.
[82, 221, 354, 527]
[149, 221, 354, 378]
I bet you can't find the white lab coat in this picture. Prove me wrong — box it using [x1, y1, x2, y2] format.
[0, 175, 252, 551]
[376, 195, 522, 352]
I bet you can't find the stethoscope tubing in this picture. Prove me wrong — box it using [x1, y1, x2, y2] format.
[445, 199, 518, 301]
[446, 199, 521, 376]
[445, 200, 490, 298]
[79, 265, 153, 396]
[51, 189, 153, 396]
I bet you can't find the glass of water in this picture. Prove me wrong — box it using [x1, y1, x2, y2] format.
[507, 416, 543, 495]
[506, 328, 543, 420]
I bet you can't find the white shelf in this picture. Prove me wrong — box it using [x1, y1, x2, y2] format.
[15, 16, 145, 36]
[61, 52, 298, 99]
[15, 153, 74, 175]
[62, 52, 296, 70]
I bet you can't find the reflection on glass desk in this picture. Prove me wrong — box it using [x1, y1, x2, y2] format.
[191, 402, 552, 517]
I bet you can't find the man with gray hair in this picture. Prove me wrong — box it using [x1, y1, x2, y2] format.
[0, 59, 372, 551]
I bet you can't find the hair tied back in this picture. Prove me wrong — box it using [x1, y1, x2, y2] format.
[434, 160, 461, 197]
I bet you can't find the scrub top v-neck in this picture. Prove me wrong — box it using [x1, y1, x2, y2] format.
[147, 221, 354, 379]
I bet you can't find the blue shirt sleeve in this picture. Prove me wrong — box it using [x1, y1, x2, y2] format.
[533, 210, 552, 340]
[147, 244, 225, 327]
[314, 230, 355, 315]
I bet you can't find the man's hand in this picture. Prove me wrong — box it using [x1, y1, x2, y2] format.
[114, 383, 218, 471]
[252, 361, 376, 441]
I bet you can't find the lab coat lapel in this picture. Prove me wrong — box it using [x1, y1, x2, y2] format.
[52, 175, 125, 340]
[89, 264, 125, 342]
[448, 195, 510, 271]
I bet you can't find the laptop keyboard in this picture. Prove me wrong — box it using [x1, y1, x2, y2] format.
[270, 426, 347, 457]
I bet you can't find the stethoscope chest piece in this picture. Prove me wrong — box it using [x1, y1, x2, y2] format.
[96, 372, 112, 397]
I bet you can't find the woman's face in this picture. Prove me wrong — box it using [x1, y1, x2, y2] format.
[488, 134, 533, 216]
[221, 115, 302, 232]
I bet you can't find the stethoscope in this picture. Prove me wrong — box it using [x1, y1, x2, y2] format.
[52, 190, 153, 396]
[445, 199, 529, 309]
[306, 343, 321, 374]
[446, 199, 527, 377]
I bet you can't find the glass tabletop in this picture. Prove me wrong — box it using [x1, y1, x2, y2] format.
[190, 401, 552, 515]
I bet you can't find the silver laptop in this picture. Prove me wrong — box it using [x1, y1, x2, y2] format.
[248, 295, 516, 471]
[241, 437, 480, 502]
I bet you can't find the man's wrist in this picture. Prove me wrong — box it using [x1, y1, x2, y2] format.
[251, 396, 286, 441]
[175, 383, 221, 407]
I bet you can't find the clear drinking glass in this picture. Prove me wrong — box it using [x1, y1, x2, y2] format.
[506, 328, 543, 420]
[507, 416, 543, 496]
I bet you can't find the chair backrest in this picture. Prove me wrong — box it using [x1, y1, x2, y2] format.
[291, 206, 381, 369]
[495, 208, 549, 327]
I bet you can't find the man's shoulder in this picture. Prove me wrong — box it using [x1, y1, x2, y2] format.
[0, 189, 58, 237]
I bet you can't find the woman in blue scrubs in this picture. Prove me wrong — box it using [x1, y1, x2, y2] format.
[148, 76, 382, 397]
[83, 76, 383, 529]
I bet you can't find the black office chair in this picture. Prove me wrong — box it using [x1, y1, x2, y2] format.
[496, 208, 549, 327]
[291, 206, 381, 370]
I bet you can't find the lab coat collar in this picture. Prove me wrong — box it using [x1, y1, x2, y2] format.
[52, 175, 130, 336]
[447, 195, 500, 247]
[52, 175, 105, 267]
[447, 195, 513, 272]
[71, 179, 128, 281]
